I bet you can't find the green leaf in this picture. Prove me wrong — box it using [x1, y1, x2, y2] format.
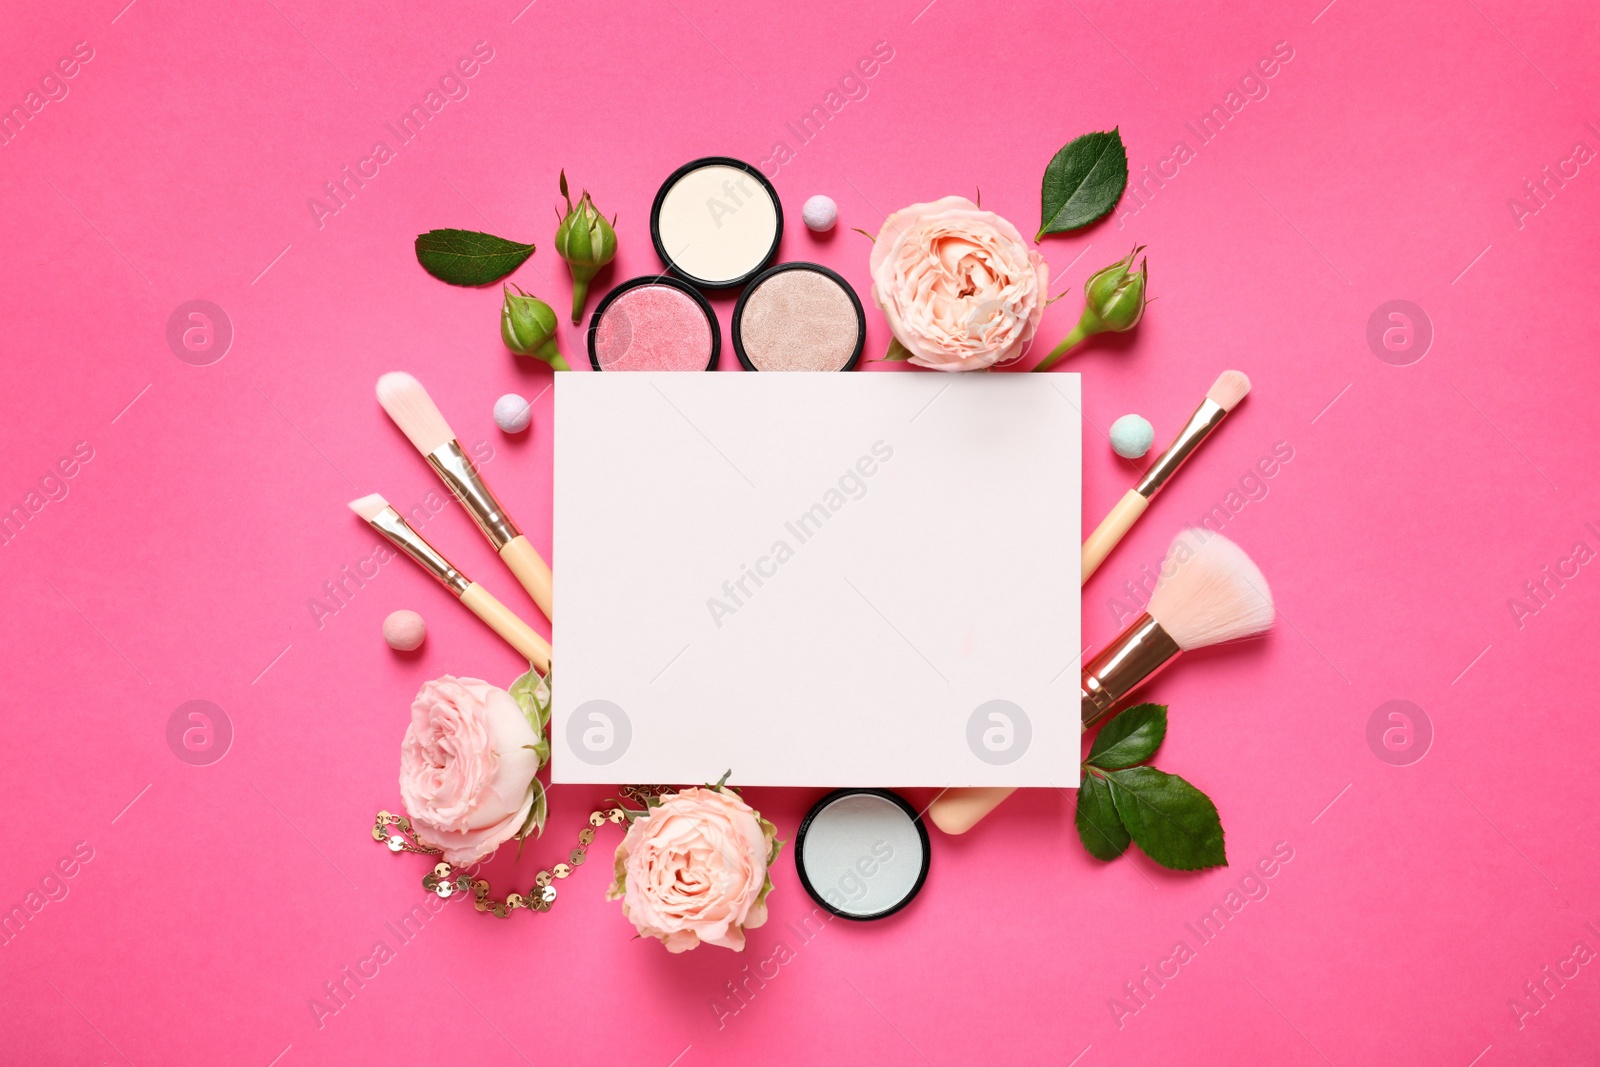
[1037, 129, 1129, 238]
[509, 666, 552, 735]
[1076, 770, 1131, 860]
[514, 777, 548, 848]
[1105, 766, 1226, 871]
[1087, 703, 1167, 770]
[878, 337, 913, 362]
[415, 228, 536, 286]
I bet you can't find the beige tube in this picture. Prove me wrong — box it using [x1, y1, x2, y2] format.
[932, 520, 1106, 835]
[460, 582, 552, 674]
[1081, 488, 1148, 582]
[929, 787, 1015, 835]
[499, 536, 554, 623]
[929, 608, 1184, 834]
[931, 392, 1242, 834]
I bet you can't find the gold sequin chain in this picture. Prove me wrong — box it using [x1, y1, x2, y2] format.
[371, 785, 668, 918]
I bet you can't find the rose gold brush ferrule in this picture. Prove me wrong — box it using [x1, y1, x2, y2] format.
[1134, 398, 1227, 499]
[1080, 613, 1182, 728]
[426, 441, 520, 549]
[368, 506, 473, 595]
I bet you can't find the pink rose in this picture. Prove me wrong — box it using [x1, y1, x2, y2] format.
[869, 195, 1050, 372]
[607, 787, 779, 953]
[398, 675, 540, 865]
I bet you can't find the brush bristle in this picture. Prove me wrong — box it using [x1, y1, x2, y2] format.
[1147, 531, 1274, 651]
[376, 372, 455, 454]
[1205, 370, 1251, 412]
[347, 493, 392, 522]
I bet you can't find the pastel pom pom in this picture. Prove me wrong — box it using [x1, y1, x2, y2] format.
[383, 610, 426, 651]
[802, 195, 837, 232]
[493, 393, 532, 434]
[1109, 414, 1154, 459]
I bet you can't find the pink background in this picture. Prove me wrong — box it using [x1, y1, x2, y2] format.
[4, 0, 1599, 1063]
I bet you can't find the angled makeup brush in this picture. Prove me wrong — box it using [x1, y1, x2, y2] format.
[1082, 370, 1251, 583]
[377, 372, 553, 622]
[929, 530, 1273, 835]
[349, 493, 551, 674]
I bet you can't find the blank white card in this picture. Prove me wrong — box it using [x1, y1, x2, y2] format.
[552, 372, 1080, 788]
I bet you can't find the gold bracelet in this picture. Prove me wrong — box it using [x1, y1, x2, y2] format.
[371, 785, 669, 918]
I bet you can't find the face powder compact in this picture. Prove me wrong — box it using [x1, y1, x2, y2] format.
[651, 157, 782, 290]
[586, 276, 720, 372]
[731, 262, 865, 372]
[794, 789, 930, 921]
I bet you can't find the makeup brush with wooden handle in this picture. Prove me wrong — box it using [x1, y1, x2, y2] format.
[929, 531, 1273, 835]
[349, 494, 551, 673]
[1082, 370, 1250, 583]
[377, 372, 553, 623]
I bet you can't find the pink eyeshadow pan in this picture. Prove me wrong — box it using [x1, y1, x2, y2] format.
[590, 281, 717, 371]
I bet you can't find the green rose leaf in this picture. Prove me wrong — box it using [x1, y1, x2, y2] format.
[509, 666, 552, 735]
[755, 812, 784, 909]
[1037, 129, 1129, 238]
[415, 228, 536, 286]
[514, 778, 548, 853]
[879, 337, 913, 362]
[1087, 703, 1167, 770]
[1105, 766, 1226, 871]
[1075, 770, 1131, 860]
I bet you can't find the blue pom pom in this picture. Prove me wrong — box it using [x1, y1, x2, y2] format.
[1109, 414, 1154, 459]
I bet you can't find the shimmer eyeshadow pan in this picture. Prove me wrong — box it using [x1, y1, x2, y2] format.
[732, 263, 865, 372]
[651, 157, 782, 290]
[587, 276, 720, 372]
[795, 789, 930, 921]
[732, 262, 864, 371]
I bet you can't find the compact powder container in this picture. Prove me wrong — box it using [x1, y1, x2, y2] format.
[587, 276, 720, 372]
[732, 263, 865, 372]
[794, 789, 930, 921]
[651, 157, 782, 290]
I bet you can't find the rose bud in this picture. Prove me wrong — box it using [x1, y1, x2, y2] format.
[501, 284, 570, 370]
[555, 170, 617, 324]
[1033, 246, 1149, 372]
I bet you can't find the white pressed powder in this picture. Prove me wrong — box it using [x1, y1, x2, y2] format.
[656, 163, 778, 285]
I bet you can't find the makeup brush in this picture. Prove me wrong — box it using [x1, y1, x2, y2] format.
[349, 493, 551, 674]
[376, 372, 554, 622]
[929, 530, 1273, 835]
[1082, 370, 1251, 583]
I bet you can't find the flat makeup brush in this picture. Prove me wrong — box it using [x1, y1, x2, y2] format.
[929, 530, 1273, 835]
[377, 372, 554, 623]
[1082, 370, 1251, 583]
[349, 493, 551, 674]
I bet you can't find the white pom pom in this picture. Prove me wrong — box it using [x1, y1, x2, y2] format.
[1109, 414, 1154, 458]
[493, 393, 532, 433]
[802, 195, 837, 232]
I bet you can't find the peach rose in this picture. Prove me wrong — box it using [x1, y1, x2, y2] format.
[607, 787, 779, 953]
[399, 676, 540, 865]
[869, 195, 1050, 372]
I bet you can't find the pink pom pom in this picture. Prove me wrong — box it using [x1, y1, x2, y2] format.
[383, 610, 426, 651]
